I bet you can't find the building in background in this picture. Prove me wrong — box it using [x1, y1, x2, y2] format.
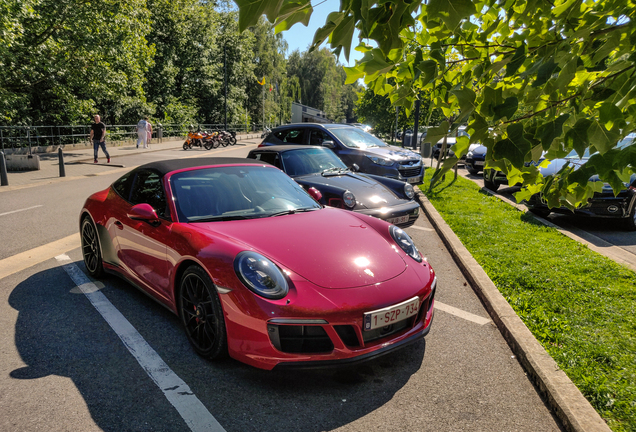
[291, 102, 332, 124]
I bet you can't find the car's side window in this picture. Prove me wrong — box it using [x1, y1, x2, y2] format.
[112, 171, 134, 201]
[130, 170, 169, 219]
[273, 128, 305, 144]
[253, 152, 280, 168]
[309, 130, 331, 146]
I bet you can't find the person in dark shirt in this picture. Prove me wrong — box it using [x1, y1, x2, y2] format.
[89, 115, 110, 163]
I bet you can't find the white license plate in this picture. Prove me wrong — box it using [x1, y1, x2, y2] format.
[475, 161, 484, 166]
[407, 176, 422, 184]
[363, 297, 420, 331]
[386, 215, 409, 225]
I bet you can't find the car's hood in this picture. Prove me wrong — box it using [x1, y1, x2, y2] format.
[363, 145, 421, 162]
[295, 173, 403, 208]
[197, 208, 407, 289]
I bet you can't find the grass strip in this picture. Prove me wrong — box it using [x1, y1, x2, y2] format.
[421, 173, 636, 431]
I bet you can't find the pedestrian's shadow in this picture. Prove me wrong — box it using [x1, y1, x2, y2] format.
[9, 262, 425, 432]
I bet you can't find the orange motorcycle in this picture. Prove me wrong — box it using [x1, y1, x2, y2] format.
[183, 130, 207, 150]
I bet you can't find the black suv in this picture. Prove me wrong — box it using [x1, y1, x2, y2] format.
[259, 123, 424, 184]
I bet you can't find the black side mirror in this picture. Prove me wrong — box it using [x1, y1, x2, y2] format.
[350, 163, 360, 172]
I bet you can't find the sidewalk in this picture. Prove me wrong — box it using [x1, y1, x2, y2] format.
[0, 133, 263, 192]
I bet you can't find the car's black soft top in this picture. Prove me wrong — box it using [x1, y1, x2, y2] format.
[136, 158, 266, 177]
[250, 145, 323, 153]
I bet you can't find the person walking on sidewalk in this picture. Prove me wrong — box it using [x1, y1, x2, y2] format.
[136, 116, 150, 149]
[89, 115, 110, 163]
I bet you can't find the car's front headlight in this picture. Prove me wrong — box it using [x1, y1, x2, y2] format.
[366, 155, 394, 166]
[234, 251, 289, 299]
[389, 225, 422, 262]
[467, 151, 473, 159]
[404, 183, 415, 199]
[343, 190, 356, 208]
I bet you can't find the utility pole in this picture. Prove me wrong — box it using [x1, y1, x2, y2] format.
[224, 44, 227, 131]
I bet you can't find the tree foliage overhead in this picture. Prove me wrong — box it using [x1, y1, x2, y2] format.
[0, 0, 358, 128]
[235, 0, 636, 208]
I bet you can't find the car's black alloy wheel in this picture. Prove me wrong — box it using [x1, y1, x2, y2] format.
[81, 217, 104, 278]
[179, 266, 227, 359]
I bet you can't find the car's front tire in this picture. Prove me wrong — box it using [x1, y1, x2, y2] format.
[466, 166, 480, 175]
[625, 204, 636, 231]
[483, 170, 499, 191]
[81, 217, 104, 278]
[179, 266, 227, 359]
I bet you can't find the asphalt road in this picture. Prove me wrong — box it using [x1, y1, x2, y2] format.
[0, 143, 563, 431]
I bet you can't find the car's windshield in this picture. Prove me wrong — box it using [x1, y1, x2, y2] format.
[170, 165, 321, 222]
[329, 127, 387, 149]
[281, 148, 347, 176]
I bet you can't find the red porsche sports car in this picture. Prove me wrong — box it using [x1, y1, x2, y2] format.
[80, 158, 436, 370]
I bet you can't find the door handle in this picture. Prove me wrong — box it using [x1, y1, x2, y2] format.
[114, 221, 124, 230]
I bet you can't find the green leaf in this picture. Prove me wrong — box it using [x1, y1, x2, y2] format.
[532, 59, 558, 88]
[493, 96, 518, 121]
[534, 114, 569, 150]
[423, 120, 449, 144]
[493, 123, 532, 167]
[235, 0, 286, 31]
[344, 66, 365, 84]
[564, 118, 592, 157]
[598, 102, 624, 130]
[274, 3, 313, 32]
[450, 87, 476, 117]
[357, 49, 393, 77]
[329, 15, 355, 61]
[505, 43, 526, 77]
[426, 0, 476, 30]
[451, 135, 471, 159]
[587, 120, 619, 154]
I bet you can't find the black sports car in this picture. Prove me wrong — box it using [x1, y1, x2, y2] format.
[247, 145, 420, 228]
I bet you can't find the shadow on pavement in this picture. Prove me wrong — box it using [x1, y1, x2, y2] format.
[9, 261, 424, 432]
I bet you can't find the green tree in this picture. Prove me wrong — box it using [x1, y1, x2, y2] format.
[0, 0, 154, 125]
[234, 0, 636, 210]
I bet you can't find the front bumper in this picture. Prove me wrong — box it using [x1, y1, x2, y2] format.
[219, 263, 436, 370]
[355, 200, 421, 228]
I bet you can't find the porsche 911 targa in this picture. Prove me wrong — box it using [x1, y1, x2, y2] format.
[80, 158, 436, 370]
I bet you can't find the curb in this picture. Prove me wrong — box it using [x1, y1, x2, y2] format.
[415, 188, 611, 432]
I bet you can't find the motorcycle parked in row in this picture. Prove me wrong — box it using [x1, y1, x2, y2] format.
[183, 130, 222, 150]
[218, 130, 237, 147]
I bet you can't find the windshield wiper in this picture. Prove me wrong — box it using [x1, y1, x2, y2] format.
[268, 207, 320, 217]
[189, 215, 252, 222]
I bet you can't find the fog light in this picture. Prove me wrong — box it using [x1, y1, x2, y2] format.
[608, 205, 619, 213]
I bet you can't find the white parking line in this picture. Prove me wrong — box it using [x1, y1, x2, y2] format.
[0, 205, 43, 217]
[55, 254, 225, 432]
[435, 301, 492, 325]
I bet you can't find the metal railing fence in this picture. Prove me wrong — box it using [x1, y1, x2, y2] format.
[0, 123, 273, 151]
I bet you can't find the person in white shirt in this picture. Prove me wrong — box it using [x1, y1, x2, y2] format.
[136, 116, 150, 148]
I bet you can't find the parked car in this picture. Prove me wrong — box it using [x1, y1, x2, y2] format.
[524, 134, 636, 229]
[248, 145, 420, 227]
[465, 144, 486, 175]
[79, 157, 437, 370]
[260, 123, 424, 184]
